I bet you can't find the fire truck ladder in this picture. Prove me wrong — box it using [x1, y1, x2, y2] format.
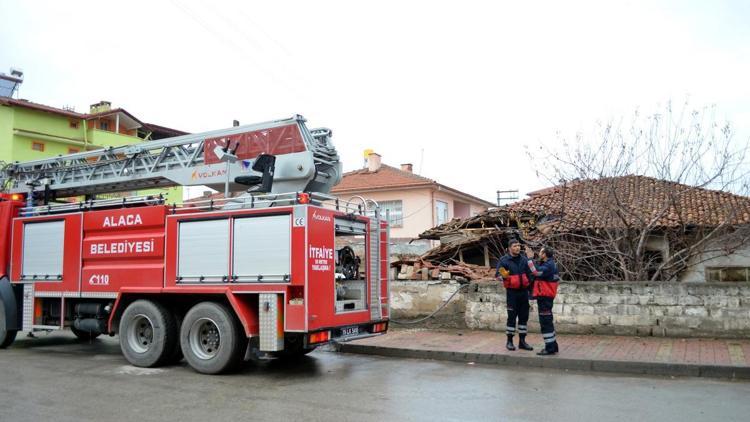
[0, 115, 342, 199]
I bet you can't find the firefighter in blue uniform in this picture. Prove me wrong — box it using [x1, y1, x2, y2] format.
[495, 239, 534, 351]
[525, 245, 560, 355]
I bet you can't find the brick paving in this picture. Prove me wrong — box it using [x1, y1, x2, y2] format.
[337, 328, 750, 379]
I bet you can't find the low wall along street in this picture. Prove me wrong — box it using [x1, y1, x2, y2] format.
[390, 280, 750, 338]
[390, 281, 467, 328]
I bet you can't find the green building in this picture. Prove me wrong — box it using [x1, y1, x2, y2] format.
[0, 97, 186, 203]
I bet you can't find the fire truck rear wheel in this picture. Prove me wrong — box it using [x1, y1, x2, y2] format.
[119, 300, 179, 368]
[0, 300, 18, 349]
[180, 302, 244, 375]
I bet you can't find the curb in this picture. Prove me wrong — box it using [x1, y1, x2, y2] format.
[335, 343, 750, 380]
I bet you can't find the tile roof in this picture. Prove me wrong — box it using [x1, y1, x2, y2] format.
[86, 108, 143, 125]
[0, 97, 187, 137]
[0, 97, 85, 118]
[508, 175, 750, 230]
[331, 164, 436, 192]
[420, 175, 750, 239]
[142, 122, 189, 137]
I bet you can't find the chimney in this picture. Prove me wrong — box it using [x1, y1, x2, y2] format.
[89, 100, 112, 114]
[367, 152, 382, 172]
[400, 163, 413, 173]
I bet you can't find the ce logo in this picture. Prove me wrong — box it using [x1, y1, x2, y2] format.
[294, 217, 305, 226]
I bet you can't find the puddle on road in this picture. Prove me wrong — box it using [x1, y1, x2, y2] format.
[115, 366, 166, 376]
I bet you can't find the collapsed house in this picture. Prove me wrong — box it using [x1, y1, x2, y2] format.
[396, 175, 750, 282]
[393, 209, 535, 282]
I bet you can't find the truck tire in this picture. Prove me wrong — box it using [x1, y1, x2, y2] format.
[119, 300, 178, 368]
[70, 325, 100, 341]
[0, 300, 18, 349]
[180, 302, 245, 374]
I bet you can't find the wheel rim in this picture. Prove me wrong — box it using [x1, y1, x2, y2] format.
[188, 317, 221, 360]
[126, 314, 154, 354]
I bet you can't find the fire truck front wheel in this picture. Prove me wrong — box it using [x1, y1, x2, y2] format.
[119, 300, 179, 368]
[180, 302, 245, 375]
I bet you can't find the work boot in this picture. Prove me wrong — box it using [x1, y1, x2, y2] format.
[506, 336, 516, 351]
[537, 349, 556, 356]
[518, 336, 533, 351]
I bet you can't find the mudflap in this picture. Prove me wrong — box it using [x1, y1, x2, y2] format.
[0, 276, 20, 331]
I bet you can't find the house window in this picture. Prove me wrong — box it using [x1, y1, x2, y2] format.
[436, 200, 449, 225]
[31, 141, 45, 152]
[69, 120, 79, 129]
[705, 267, 750, 282]
[68, 148, 80, 154]
[369, 200, 403, 227]
[100, 121, 109, 130]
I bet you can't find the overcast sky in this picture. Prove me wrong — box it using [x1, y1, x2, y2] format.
[2, 0, 749, 203]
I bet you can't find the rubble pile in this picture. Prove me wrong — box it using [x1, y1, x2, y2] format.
[392, 258, 496, 283]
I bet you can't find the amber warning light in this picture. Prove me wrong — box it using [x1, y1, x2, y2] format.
[0, 193, 24, 201]
[297, 192, 311, 204]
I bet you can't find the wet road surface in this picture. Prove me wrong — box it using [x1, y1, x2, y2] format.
[0, 332, 748, 421]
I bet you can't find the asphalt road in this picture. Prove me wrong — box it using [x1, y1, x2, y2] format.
[0, 332, 748, 422]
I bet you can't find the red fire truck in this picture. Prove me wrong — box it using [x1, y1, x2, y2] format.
[0, 115, 389, 374]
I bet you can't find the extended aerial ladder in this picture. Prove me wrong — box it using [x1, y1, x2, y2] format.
[0, 115, 342, 199]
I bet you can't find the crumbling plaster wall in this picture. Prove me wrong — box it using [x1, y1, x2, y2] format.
[390, 280, 467, 328]
[680, 245, 750, 283]
[392, 280, 750, 338]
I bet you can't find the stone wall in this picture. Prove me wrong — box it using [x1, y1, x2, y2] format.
[392, 280, 750, 338]
[467, 281, 750, 338]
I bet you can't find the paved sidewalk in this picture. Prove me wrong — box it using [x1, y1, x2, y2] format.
[335, 328, 750, 380]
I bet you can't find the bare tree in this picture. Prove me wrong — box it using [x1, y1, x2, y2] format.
[526, 100, 750, 281]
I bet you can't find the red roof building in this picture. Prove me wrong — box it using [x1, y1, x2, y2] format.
[331, 153, 494, 239]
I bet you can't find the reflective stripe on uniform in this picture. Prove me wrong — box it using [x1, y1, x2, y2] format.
[517, 325, 527, 334]
[506, 326, 516, 334]
[544, 336, 557, 344]
[543, 331, 556, 339]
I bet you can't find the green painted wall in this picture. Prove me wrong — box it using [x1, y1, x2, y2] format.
[1, 104, 182, 201]
[13, 107, 85, 142]
[0, 106, 13, 162]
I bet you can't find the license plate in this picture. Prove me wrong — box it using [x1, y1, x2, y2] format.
[341, 326, 359, 337]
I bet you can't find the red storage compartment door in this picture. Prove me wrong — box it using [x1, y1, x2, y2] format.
[81, 206, 167, 293]
[10, 213, 83, 293]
